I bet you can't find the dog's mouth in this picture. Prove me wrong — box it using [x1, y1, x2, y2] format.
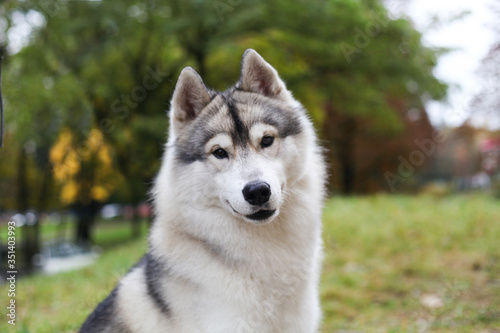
[226, 201, 277, 223]
[245, 209, 276, 221]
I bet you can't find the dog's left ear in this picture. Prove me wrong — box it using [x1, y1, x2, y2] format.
[239, 49, 293, 102]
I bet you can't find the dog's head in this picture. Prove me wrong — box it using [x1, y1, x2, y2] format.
[167, 49, 309, 225]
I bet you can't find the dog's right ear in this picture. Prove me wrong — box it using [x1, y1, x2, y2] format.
[171, 67, 211, 135]
[239, 49, 293, 102]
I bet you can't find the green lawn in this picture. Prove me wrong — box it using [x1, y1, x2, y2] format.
[1, 195, 499, 332]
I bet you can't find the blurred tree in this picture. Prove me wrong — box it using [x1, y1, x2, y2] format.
[206, 0, 447, 193]
[1, 2, 64, 270]
[50, 128, 119, 243]
[1, 0, 448, 245]
[3, 1, 171, 240]
[2, 0, 266, 240]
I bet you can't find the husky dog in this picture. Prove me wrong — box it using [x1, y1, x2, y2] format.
[80, 49, 326, 333]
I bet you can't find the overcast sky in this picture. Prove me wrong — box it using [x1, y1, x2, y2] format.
[400, 0, 498, 128]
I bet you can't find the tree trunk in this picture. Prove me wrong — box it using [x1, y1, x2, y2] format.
[75, 200, 99, 246]
[337, 117, 356, 195]
[131, 208, 141, 239]
[17, 146, 28, 213]
[17, 146, 36, 273]
[322, 102, 357, 195]
[194, 49, 206, 79]
[31, 160, 52, 266]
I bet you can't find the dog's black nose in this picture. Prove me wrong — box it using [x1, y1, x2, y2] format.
[243, 182, 271, 206]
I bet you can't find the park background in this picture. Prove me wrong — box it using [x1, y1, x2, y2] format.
[0, 0, 499, 332]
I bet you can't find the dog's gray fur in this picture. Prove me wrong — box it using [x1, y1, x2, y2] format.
[80, 49, 326, 333]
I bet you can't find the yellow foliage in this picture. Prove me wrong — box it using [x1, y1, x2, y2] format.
[61, 180, 78, 205]
[49, 130, 72, 163]
[91, 185, 109, 202]
[97, 143, 112, 167]
[87, 128, 104, 153]
[50, 130, 81, 182]
[50, 128, 117, 205]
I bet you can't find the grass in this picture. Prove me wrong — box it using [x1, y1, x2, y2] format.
[1, 194, 499, 332]
[321, 194, 500, 332]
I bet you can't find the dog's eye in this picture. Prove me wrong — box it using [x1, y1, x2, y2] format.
[213, 148, 228, 159]
[260, 136, 274, 148]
